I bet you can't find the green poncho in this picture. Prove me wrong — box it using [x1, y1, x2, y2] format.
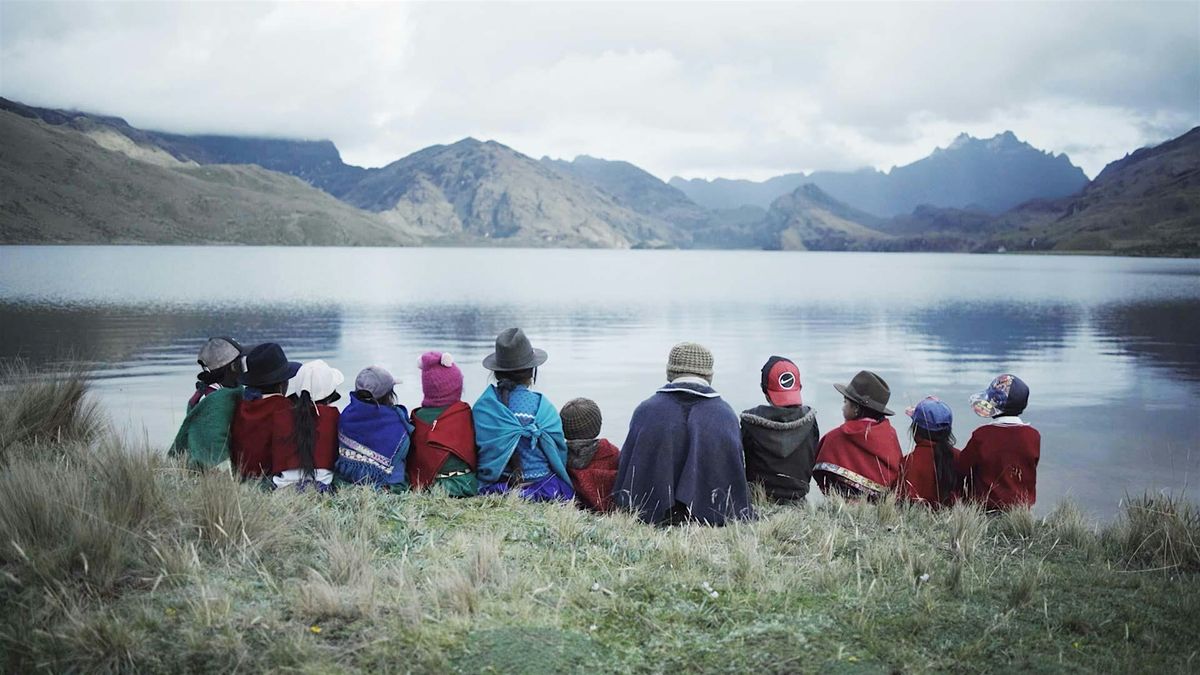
[170, 386, 243, 469]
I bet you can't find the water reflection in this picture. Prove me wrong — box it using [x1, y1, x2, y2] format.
[0, 246, 1197, 519]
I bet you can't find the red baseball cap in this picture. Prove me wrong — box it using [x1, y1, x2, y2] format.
[761, 356, 803, 407]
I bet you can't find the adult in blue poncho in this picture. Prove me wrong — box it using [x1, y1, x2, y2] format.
[613, 342, 753, 526]
[473, 328, 573, 502]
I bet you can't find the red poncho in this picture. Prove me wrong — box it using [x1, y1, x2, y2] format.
[955, 421, 1041, 510]
[408, 402, 476, 490]
[568, 439, 621, 513]
[813, 418, 902, 497]
[898, 439, 961, 507]
[229, 395, 292, 478]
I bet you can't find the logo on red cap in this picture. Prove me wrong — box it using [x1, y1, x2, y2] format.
[763, 357, 803, 407]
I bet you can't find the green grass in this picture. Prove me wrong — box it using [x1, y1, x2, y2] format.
[1, 372, 1198, 673]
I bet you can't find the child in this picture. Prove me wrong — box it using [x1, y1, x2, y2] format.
[336, 365, 413, 493]
[170, 336, 245, 469]
[473, 328, 573, 502]
[188, 336, 244, 410]
[229, 343, 301, 481]
[409, 352, 478, 497]
[813, 370, 902, 500]
[561, 397, 620, 512]
[276, 359, 343, 492]
[740, 356, 819, 503]
[899, 396, 961, 507]
[956, 374, 1040, 510]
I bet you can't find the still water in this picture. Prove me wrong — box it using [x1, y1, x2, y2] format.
[1, 246, 1198, 519]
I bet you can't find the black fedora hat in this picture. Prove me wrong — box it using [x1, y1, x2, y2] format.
[834, 370, 894, 416]
[482, 328, 548, 372]
[239, 343, 302, 388]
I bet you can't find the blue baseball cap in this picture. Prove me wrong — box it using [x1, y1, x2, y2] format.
[905, 396, 953, 432]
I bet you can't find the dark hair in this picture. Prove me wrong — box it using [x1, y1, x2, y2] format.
[259, 381, 288, 395]
[909, 421, 958, 501]
[846, 398, 886, 422]
[353, 389, 393, 406]
[493, 368, 535, 406]
[290, 391, 318, 478]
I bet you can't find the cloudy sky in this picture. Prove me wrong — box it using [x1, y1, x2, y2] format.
[1, 2, 1196, 179]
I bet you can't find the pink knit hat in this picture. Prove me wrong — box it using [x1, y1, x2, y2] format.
[419, 351, 463, 408]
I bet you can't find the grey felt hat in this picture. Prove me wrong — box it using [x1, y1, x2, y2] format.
[834, 370, 894, 416]
[482, 328, 548, 372]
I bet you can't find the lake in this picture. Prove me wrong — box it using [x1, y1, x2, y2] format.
[1, 245, 1198, 519]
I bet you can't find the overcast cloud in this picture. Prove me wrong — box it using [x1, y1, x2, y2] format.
[1, 1, 1196, 179]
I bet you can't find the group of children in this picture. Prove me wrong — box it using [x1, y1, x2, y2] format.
[171, 328, 1041, 520]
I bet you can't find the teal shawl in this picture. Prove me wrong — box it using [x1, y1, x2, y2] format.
[473, 384, 570, 485]
[170, 386, 243, 469]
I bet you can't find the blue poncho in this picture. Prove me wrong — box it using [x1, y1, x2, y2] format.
[473, 384, 571, 486]
[336, 395, 413, 491]
[613, 381, 754, 526]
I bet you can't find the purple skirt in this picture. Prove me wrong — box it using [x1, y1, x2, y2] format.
[479, 474, 574, 502]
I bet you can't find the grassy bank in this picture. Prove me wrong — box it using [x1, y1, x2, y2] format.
[1, 371, 1198, 673]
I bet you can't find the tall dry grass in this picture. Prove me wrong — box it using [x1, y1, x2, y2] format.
[0, 361, 105, 461]
[0, 368, 1197, 672]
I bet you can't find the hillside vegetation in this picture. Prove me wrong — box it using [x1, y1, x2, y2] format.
[1, 369, 1198, 673]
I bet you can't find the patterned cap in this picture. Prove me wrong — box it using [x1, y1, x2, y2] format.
[560, 397, 603, 441]
[666, 342, 714, 383]
[970, 374, 1030, 418]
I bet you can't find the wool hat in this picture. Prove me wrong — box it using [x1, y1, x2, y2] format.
[239, 343, 301, 388]
[354, 365, 396, 401]
[761, 356, 802, 407]
[419, 351, 463, 407]
[288, 359, 345, 402]
[667, 342, 714, 383]
[197, 336, 243, 372]
[906, 396, 953, 432]
[834, 370, 894, 416]
[560, 397, 603, 441]
[482, 328, 548, 372]
[970, 374, 1029, 418]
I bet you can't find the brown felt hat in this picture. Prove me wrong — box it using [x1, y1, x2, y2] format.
[834, 370, 894, 416]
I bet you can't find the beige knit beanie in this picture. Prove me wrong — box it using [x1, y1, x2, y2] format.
[666, 342, 714, 383]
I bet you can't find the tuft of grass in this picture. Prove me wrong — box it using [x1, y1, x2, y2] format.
[0, 361, 106, 461]
[947, 502, 989, 561]
[997, 506, 1038, 540]
[1106, 493, 1200, 572]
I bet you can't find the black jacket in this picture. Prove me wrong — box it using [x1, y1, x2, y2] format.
[739, 404, 819, 502]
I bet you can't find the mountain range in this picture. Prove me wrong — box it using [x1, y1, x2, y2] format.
[0, 96, 1195, 255]
[668, 131, 1089, 216]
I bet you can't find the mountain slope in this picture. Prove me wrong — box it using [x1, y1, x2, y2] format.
[0, 97, 367, 197]
[759, 184, 889, 250]
[541, 155, 709, 227]
[342, 139, 683, 248]
[671, 132, 1090, 216]
[994, 127, 1200, 255]
[0, 109, 423, 245]
[668, 173, 808, 211]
